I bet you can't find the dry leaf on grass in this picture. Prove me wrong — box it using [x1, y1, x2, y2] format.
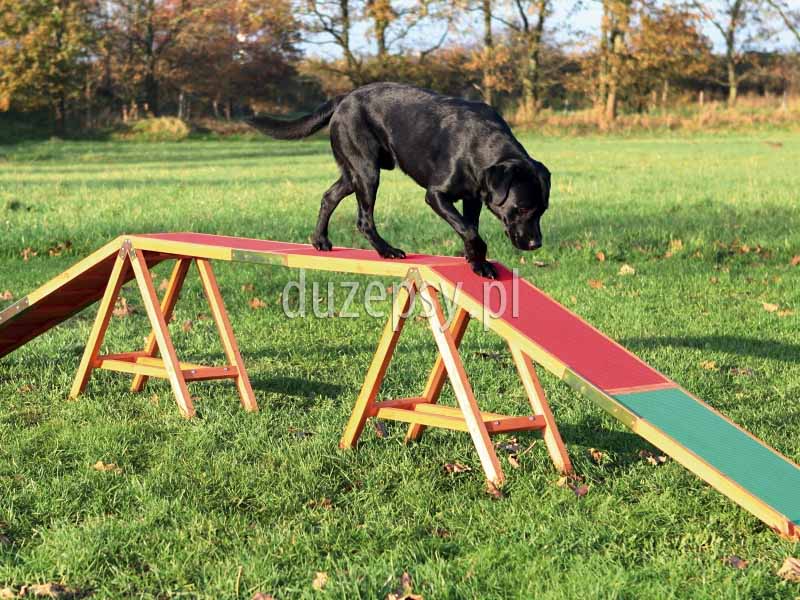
[723, 555, 749, 569]
[241, 283, 255, 292]
[664, 239, 683, 258]
[532, 260, 547, 267]
[484, 480, 505, 499]
[21, 247, 37, 261]
[556, 474, 588, 497]
[251, 593, 275, 600]
[249, 297, 267, 310]
[588, 448, 606, 464]
[308, 497, 333, 510]
[618, 264, 635, 276]
[777, 309, 794, 317]
[639, 450, 668, 466]
[18, 583, 81, 598]
[373, 421, 388, 438]
[112, 297, 133, 317]
[18, 384, 33, 394]
[47, 241, 72, 257]
[729, 367, 753, 377]
[158, 278, 170, 292]
[312, 571, 328, 591]
[777, 557, 800, 582]
[507, 454, 520, 469]
[762, 302, 780, 313]
[0, 587, 15, 599]
[386, 571, 423, 600]
[791, 256, 800, 267]
[588, 279, 604, 289]
[0, 290, 13, 301]
[181, 319, 193, 332]
[699, 360, 718, 371]
[595, 251, 606, 262]
[443, 462, 471, 474]
[92, 460, 122, 474]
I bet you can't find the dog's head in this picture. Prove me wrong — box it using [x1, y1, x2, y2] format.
[484, 158, 550, 251]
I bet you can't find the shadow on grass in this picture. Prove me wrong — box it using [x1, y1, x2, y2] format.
[622, 335, 800, 364]
[250, 375, 344, 400]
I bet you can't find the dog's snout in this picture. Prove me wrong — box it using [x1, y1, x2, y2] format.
[528, 240, 541, 250]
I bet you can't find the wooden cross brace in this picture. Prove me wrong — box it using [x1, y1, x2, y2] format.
[340, 271, 572, 486]
[69, 241, 257, 417]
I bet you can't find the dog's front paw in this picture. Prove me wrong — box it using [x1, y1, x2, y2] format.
[312, 236, 333, 251]
[379, 246, 406, 259]
[470, 260, 498, 279]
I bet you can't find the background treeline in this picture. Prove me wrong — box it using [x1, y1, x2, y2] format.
[1, 0, 799, 135]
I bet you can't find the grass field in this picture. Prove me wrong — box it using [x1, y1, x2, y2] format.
[1, 132, 799, 599]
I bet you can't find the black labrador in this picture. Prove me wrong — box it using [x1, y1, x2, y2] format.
[249, 82, 550, 279]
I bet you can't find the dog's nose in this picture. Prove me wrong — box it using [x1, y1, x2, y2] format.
[528, 240, 542, 250]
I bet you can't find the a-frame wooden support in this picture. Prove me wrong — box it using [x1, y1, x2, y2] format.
[340, 271, 572, 486]
[69, 241, 257, 418]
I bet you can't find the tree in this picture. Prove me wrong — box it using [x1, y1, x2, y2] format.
[764, 0, 800, 45]
[300, 0, 364, 84]
[691, 0, 755, 106]
[503, 0, 551, 120]
[599, 0, 633, 122]
[0, 0, 98, 132]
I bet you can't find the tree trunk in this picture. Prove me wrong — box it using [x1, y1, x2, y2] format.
[482, 0, 494, 107]
[726, 52, 738, 107]
[519, 0, 547, 123]
[53, 95, 67, 136]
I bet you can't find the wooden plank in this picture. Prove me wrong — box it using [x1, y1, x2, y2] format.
[128, 247, 195, 418]
[69, 248, 130, 399]
[131, 258, 191, 392]
[97, 358, 167, 379]
[340, 280, 413, 449]
[195, 258, 258, 412]
[510, 344, 573, 474]
[418, 281, 505, 486]
[369, 397, 428, 415]
[183, 365, 239, 381]
[405, 307, 471, 442]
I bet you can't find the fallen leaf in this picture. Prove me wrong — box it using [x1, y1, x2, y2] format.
[507, 454, 520, 469]
[618, 264, 635, 276]
[92, 460, 122, 474]
[373, 421, 388, 438]
[639, 450, 668, 466]
[555, 474, 588, 497]
[150, 393, 160, 406]
[699, 360, 718, 371]
[21, 247, 37, 261]
[572, 484, 589, 497]
[196, 313, 209, 321]
[241, 283, 255, 292]
[729, 367, 753, 377]
[0, 290, 13, 301]
[765, 140, 783, 148]
[158, 279, 170, 292]
[484, 480, 505, 499]
[249, 297, 267, 310]
[251, 593, 275, 600]
[762, 302, 779, 313]
[181, 319, 193, 332]
[0, 587, 14, 599]
[588, 447, 605, 464]
[669, 239, 683, 253]
[723, 555, 749, 569]
[386, 571, 424, 600]
[112, 297, 133, 317]
[709, 276, 719, 284]
[739, 244, 751, 254]
[791, 255, 800, 267]
[47, 240, 72, 257]
[434, 527, 450, 538]
[443, 462, 471, 474]
[777, 309, 794, 317]
[308, 497, 333, 510]
[312, 571, 328, 591]
[19, 583, 80, 598]
[18, 384, 33, 394]
[595, 251, 606, 262]
[532, 260, 547, 267]
[777, 557, 800, 582]
[588, 279, 604, 289]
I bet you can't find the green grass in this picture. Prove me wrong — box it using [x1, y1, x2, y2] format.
[0, 132, 799, 598]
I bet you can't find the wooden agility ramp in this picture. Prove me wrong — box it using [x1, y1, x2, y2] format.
[1, 233, 798, 540]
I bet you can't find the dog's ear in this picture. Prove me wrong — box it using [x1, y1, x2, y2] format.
[485, 160, 520, 206]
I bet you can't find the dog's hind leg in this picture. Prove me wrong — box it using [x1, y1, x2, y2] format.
[312, 175, 353, 251]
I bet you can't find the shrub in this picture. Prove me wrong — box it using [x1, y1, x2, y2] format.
[115, 117, 191, 142]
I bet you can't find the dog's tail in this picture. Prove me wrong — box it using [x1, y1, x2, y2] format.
[247, 96, 344, 140]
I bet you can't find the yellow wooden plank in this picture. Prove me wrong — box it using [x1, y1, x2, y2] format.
[126, 236, 233, 261]
[97, 358, 167, 379]
[69, 248, 129, 398]
[376, 406, 469, 431]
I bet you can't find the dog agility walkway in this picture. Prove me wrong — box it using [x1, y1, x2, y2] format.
[1, 233, 798, 540]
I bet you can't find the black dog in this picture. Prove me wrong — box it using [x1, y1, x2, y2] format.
[249, 82, 550, 279]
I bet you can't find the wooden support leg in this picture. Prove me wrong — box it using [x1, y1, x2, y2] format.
[195, 258, 258, 412]
[70, 247, 130, 399]
[128, 247, 195, 418]
[340, 281, 414, 449]
[405, 307, 471, 443]
[130, 258, 191, 392]
[420, 283, 504, 486]
[509, 343, 572, 474]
